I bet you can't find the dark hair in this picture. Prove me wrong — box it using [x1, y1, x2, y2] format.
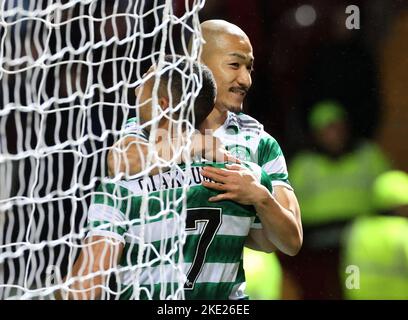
[158, 55, 216, 129]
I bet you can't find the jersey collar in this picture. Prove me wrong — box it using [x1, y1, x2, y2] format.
[222, 111, 241, 134]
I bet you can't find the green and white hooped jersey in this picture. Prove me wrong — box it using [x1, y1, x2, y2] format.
[123, 113, 292, 230]
[213, 112, 292, 191]
[87, 162, 272, 300]
[123, 114, 291, 189]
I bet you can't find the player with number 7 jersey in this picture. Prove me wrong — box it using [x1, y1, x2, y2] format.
[87, 161, 272, 300]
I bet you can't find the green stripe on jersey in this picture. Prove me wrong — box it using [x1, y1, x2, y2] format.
[257, 136, 283, 164]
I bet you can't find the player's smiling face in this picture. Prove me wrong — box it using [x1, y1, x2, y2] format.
[204, 33, 254, 114]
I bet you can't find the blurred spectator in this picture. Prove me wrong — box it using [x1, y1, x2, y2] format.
[243, 248, 282, 300]
[299, 4, 380, 143]
[279, 100, 390, 299]
[340, 170, 408, 299]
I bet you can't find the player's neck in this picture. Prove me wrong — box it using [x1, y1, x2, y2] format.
[200, 106, 228, 132]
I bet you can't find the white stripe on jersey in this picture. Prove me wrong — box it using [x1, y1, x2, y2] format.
[120, 262, 240, 286]
[262, 156, 288, 175]
[88, 203, 126, 223]
[86, 229, 126, 244]
[126, 213, 254, 243]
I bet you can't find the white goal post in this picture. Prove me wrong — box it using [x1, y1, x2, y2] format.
[0, 0, 206, 300]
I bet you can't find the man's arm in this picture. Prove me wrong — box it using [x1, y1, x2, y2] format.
[245, 228, 278, 253]
[59, 236, 124, 300]
[252, 185, 302, 256]
[201, 164, 302, 256]
[107, 131, 238, 177]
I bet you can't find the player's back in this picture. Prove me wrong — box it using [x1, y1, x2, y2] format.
[88, 162, 270, 300]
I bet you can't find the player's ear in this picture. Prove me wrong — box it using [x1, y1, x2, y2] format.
[158, 96, 169, 110]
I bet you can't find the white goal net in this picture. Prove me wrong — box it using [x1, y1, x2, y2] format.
[0, 0, 206, 299]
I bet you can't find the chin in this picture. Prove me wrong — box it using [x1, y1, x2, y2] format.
[225, 104, 243, 114]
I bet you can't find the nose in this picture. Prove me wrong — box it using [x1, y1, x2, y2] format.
[237, 67, 252, 90]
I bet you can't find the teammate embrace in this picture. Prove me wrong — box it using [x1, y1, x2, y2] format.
[61, 20, 302, 300]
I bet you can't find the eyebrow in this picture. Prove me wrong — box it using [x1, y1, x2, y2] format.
[228, 53, 254, 63]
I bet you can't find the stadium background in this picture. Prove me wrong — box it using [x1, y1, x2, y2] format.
[195, 0, 408, 168]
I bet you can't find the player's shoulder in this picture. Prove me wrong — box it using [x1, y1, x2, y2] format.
[236, 113, 279, 140]
[123, 117, 148, 140]
[235, 112, 261, 124]
[233, 112, 264, 135]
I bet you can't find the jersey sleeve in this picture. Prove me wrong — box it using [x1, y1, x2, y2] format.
[241, 162, 273, 229]
[122, 117, 148, 141]
[257, 133, 293, 191]
[250, 169, 274, 229]
[86, 183, 129, 244]
[243, 161, 273, 193]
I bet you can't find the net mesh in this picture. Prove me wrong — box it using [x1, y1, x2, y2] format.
[0, 0, 206, 299]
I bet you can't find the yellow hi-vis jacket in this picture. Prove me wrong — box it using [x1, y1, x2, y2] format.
[340, 216, 408, 300]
